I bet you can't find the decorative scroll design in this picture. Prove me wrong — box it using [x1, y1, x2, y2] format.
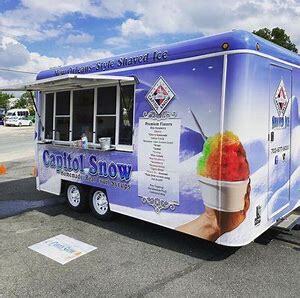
[140, 196, 177, 213]
[143, 110, 177, 120]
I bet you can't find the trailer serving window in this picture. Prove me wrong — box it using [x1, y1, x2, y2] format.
[55, 91, 70, 141]
[44, 93, 54, 140]
[119, 85, 134, 146]
[73, 89, 94, 142]
[43, 84, 134, 149]
[41, 76, 136, 150]
[96, 86, 117, 144]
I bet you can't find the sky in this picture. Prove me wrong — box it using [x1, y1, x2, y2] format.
[1, 0, 300, 88]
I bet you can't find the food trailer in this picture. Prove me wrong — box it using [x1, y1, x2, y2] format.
[1, 30, 300, 246]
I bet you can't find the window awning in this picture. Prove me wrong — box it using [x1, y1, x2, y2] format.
[0, 74, 136, 92]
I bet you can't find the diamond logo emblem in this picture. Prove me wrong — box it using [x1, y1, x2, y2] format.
[274, 80, 289, 116]
[146, 76, 175, 114]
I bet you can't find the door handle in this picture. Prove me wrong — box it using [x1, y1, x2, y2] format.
[270, 131, 274, 142]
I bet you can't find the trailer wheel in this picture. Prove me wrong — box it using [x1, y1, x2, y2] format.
[66, 183, 88, 212]
[89, 189, 113, 220]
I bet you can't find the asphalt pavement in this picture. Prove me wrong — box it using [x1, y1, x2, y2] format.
[0, 177, 65, 219]
[0, 178, 300, 297]
[0, 126, 35, 183]
[0, 126, 35, 163]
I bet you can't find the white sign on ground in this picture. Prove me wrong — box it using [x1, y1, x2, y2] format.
[29, 234, 97, 265]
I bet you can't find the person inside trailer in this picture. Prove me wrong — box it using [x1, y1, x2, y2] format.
[82, 126, 93, 142]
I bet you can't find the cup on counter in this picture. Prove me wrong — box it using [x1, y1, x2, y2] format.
[99, 137, 111, 150]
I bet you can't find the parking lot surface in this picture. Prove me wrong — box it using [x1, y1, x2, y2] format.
[0, 178, 300, 297]
[0, 126, 35, 163]
[0, 126, 35, 183]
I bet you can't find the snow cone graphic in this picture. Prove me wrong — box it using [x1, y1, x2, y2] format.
[197, 131, 250, 212]
[177, 111, 251, 241]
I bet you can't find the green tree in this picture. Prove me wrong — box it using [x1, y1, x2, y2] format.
[0, 92, 13, 110]
[14, 96, 27, 109]
[253, 27, 298, 53]
[13, 91, 35, 115]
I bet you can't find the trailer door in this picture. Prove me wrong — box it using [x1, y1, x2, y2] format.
[268, 65, 292, 219]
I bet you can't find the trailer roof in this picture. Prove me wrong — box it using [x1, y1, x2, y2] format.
[37, 30, 300, 80]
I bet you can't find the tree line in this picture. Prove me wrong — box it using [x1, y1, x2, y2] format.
[0, 91, 35, 115]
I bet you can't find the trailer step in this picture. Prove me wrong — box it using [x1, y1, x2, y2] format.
[275, 212, 300, 231]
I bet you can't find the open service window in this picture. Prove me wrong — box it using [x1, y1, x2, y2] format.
[40, 76, 135, 151]
[96, 86, 117, 145]
[44, 93, 54, 140]
[73, 89, 94, 142]
[55, 91, 70, 141]
[95, 84, 135, 148]
[118, 84, 134, 146]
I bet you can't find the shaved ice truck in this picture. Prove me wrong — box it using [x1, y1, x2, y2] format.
[1, 30, 300, 246]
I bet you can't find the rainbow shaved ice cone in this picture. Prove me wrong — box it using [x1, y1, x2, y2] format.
[197, 131, 250, 212]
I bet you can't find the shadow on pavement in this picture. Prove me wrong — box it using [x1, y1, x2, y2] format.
[0, 177, 239, 261]
[0, 177, 64, 219]
[3, 177, 298, 261]
[39, 204, 240, 261]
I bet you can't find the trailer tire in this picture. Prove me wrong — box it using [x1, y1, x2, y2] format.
[66, 183, 88, 212]
[89, 189, 113, 220]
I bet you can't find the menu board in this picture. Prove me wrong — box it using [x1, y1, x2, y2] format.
[138, 118, 181, 203]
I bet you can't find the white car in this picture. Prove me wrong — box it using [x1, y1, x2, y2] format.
[5, 109, 33, 127]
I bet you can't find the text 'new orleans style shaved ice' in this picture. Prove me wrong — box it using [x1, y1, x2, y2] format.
[198, 131, 249, 181]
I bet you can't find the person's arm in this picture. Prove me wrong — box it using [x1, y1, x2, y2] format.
[177, 182, 251, 241]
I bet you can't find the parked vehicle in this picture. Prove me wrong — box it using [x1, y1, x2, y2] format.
[0, 108, 5, 125]
[4, 108, 33, 126]
[1, 30, 299, 246]
[0, 107, 5, 116]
